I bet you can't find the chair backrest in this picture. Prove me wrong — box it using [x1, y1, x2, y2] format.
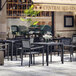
[60, 37, 71, 45]
[15, 36, 25, 40]
[22, 39, 31, 49]
[30, 38, 34, 43]
[34, 37, 40, 42]
[39, 37, 45, 42]
[72, 35, 76, 43]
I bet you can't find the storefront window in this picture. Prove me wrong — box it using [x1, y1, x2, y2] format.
[64, 16, 74, 27]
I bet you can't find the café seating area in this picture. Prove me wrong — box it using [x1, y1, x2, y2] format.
[0, 32, 76, 67]
[0, 0, 76, 76]
[0, 32, 76, 76]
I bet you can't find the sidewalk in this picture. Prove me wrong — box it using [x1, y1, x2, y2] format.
[0, 54, 76, 76]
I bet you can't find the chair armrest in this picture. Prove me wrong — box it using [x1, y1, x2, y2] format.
[64, 45, 73, 47]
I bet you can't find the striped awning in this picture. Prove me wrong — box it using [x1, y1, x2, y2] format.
[32, 0, 76, 12]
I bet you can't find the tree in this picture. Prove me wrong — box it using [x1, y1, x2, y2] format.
[20, 5, 40, 26]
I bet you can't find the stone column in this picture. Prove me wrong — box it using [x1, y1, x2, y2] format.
[0, 0, 7, 39]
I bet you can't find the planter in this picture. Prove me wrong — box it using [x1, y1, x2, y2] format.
[0, 51, 4, 65]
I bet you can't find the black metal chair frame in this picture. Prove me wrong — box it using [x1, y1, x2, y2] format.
[71, 35, 76, 59]
[60, 37, 73, 62]
[17, 39, 44, 67]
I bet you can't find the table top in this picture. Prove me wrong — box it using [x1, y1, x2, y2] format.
[0, 44, 8, 46]
[32, 42, 63, 46]
[0, 40, 20, 43]
[33, 42, 76, 48]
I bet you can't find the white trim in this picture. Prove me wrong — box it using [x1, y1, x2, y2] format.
[32, 0, 76, 5]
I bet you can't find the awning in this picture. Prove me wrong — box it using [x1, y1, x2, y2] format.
[32, 0, 76, 12]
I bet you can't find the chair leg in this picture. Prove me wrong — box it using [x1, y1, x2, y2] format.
[30, 54, 32, 64]
[54, 52, 56, 55]
[58, 46, 60, 56]
[7, 44, 9, 61]
[16, 49, 18, 60]
[25, 54, 26, 57]
[70, 47, 73, 62]
[29, 54, 31, 67]
[58, 52, 60, 56]
[33, 54, 35, 64]
[42, 48, 44, 66]
[20, 53, 21, 59]
[21, 50, 23, 66]
[50, 46, 52, 62]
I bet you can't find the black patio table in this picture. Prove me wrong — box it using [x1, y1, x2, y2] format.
[32, 42, 64, 66]
[0, 39, 20, 61]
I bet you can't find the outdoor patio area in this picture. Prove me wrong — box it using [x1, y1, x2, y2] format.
[0, 0, 76, 76]
[0, 54, 76, 76]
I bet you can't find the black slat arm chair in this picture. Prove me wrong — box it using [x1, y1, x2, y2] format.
[72, 34, 76, 45]
[71, 34, 76, 58]
[17, 39, 44, 67]
[60, 37, 73, 62]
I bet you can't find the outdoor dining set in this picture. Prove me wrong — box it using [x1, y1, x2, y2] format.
[0, 34, 76, 67]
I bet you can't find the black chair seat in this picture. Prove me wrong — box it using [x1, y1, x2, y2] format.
[0, 48, 6, 51]
[18, 46, 44, 50]
[52, 49, 71, 52]
[24, 52, 39, 55]
[72, 45, 76, 48]
[52, 49, 61, 52]
[64, 45, 73, 47]
[31, 46, 44, 50]
[18, 47, 22, 50]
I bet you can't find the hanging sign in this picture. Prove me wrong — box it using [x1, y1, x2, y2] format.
[33, 4, 76, 12]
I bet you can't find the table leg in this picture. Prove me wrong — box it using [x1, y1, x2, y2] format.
[70, 47, 73, 62]
[11, 43, 13, 61]
[45, 45, 47, 63]
[21, 49, 23, 66]
[7, 44, 9, 61]
[42, 48, 44, 66]
[46, 45, 49, 66]
[33, 54, 35, 64]
[50, 45, 52, 62]
[61, 45, 64, 64]
[30, 54, 32, 64]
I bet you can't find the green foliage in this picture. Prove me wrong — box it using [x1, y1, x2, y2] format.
[20, 17, 26, 21]
[33, 21, 39, 25]
[20, 5, 40, 25]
